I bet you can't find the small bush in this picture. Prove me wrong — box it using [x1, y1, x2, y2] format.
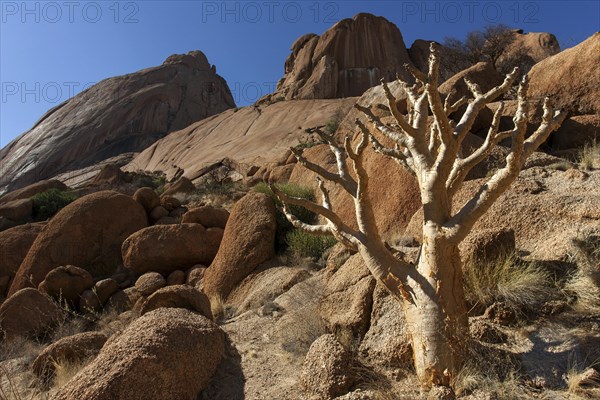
[463, 252, 556, 311]
[578, 139, 599, 171]
[285, 230, 337, 260]
[254, 182, 317, 251]
[324, 118, 340, 135]
[133, 173, 166, 190]
[31, 189, 78, 221]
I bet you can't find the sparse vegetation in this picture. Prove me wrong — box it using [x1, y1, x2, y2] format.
[578, 139, 599, 170]
[31, 189, 78, 221]
[285, 230, 337, 260]
[209, 295, 237, 322]
[463, 252, 557, 311]
[132, 173, 166, 191]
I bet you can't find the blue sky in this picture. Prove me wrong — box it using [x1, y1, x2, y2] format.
[1, 0, 599, 148]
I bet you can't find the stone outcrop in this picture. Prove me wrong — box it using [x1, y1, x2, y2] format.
[528, 33, 600, 116]
[274, 13, 414, 100]
[50, 308, 224, 400]
[9, 191, 148, 296]
[0, 223, 45, 295]
[0, 51, 235, 195]
[122, 224, 223, 275]
[203, 193, 277, 300]
[38, 265, 94, 306]
[139, 285, 212, 319]
[125, 98, 355, 182]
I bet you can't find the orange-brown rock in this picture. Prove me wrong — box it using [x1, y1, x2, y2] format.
[122, 224, 223, 275]
[0, 198, 32, 222]
[300, 334, 354, 399]
[139, 285, 212, 319]
[135, 272, 166, 296]
[550, 114, 600, 150]
[203, 193, 276, 299]
[275, 13, 414, 100]
[181, 206, 229, 229]
[38, 265, 94, 306]
[32, 331, 108, 384]
[0, 223, 44, 295]
[0, 50, 235, 195]
[0, 288, 64, 340]
[132, 187, 161, 213]
[528, 33, 600, 116]
[9, 191, 148, 296]
[162, 177, 195, 197]
[50, 308, 224, 400]
[408, 39, 471, 82]
[498, 30, 561, 72]
[125, 98, 355, 182]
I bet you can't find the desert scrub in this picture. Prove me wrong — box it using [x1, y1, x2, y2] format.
[31, 189, 78, 221]
[578, 139, 599, 170]
[285, 230, 337, 260]
[463, 252, 557, 311]
[253, 182, 317, 251]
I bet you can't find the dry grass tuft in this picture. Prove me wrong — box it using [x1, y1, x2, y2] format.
[463, 252, 557, 311]
[209, 295, 237, 322]
[51, 359, 88, 391]
[578, 139, 599, 170]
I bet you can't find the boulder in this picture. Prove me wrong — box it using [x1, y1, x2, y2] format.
[186, 266, 206, 288]
[299, 334, 354, 399]
[160, 195, 181, 212]
[550, 114, 600, 150]
[38, 265, 94, 306]
[50, 308, 225, 400]
[0, 198, 32, 222]
[289, 143, 420, 238]
[94, 278, 120, 305]
[122, 224, 223, 275]
[359, 284, 411, 368]
[79, 289, 101, 312]
[275, 13, 414, 100]
[459, 228, 516, 264]
[182, 206, 230, 229]
[132, 187, 160, 213]
[320, 253, 376, 339]
[9, 191, 148, 296]
[0, 180, 67, 204]
[139, 285, 212, 319]
[161, 177, 195, 197]
[528, 32, 600, 116]
[32, 331, 108, 383]
[0, 50, 235, 195]
[135, 272, 167, 296]
[149, 205, 169, 223]
[91, 164, 128, 186]
[227, 264, 312, 313]
[0, 288, 64, 340]
[0, 223, 45, 295]
[107, 287, 141, 313]
[167, 270, 185, 285]
[203, 193, 277, 299]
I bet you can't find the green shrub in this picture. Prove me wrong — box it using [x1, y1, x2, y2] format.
[133, 173, 166, 190]
[253, 182, 318, 251]
[285, 230, 337, 260]
[31, 189, 78, 221]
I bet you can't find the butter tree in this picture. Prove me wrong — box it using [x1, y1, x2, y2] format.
[271, 44, 565, 395]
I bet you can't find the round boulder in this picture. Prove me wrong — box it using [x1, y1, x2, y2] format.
[132, 187, 160, 213]
[0, 288, 64, 341]
[0, 223, 45, 295]
[38, 265, 93, 306]
[300, 334, 354, 399]
[32, 331, 108, 384]
[203, 193, 276, 300]
[182, 206, 230, 229]
[139, 285, 212, 319]
[9, 191, 148, 297]
[135, 272, 166, 296]
[122, 223, 223, 275]
[50, 308, 225, 400]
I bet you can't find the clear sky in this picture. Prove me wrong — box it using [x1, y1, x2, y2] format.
[1, 0, 598, 148]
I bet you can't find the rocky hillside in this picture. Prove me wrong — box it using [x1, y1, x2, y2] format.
[0, 51, 235, 195]
[124, 98, 356, 182]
